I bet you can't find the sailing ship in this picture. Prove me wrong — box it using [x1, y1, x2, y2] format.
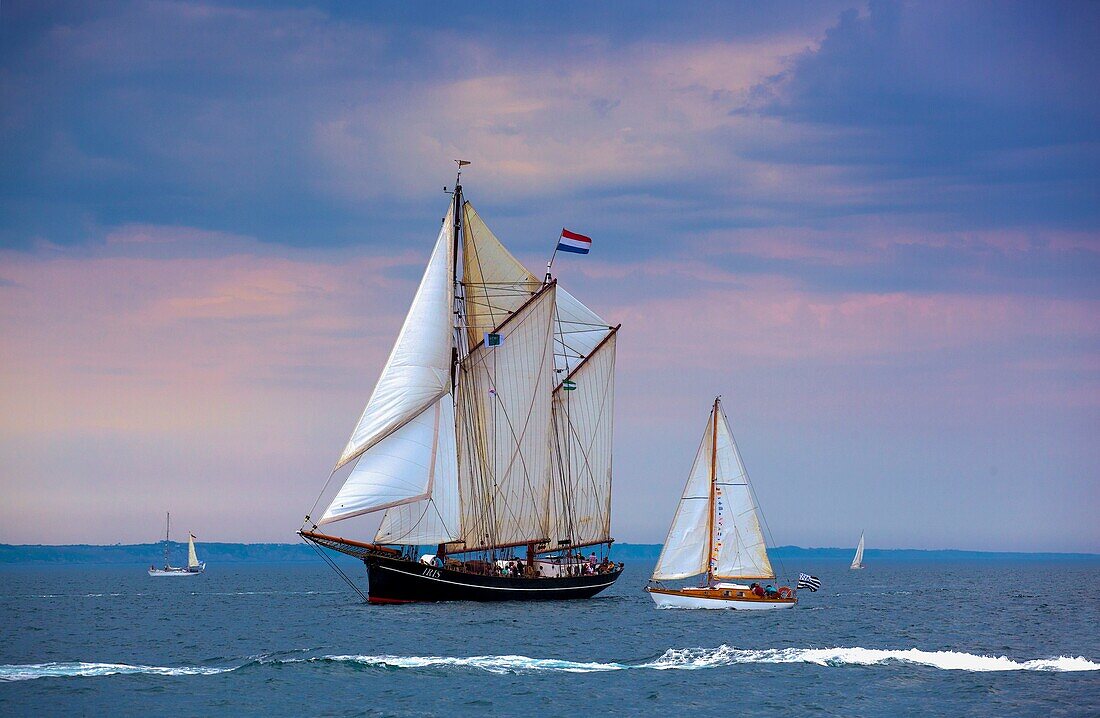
[850, 531, 865, 569]
[148, 513, 205, 576]
[301, 163, 622, 603]
[646, 397, 796, 609]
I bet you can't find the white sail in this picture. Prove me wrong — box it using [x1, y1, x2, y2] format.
[334, 210, 455, 470]
[548, 331, 616, 546]
[712, 410, 774, 580]
[851, 532, 865, 568]
[651, 413, 715, 580]
[320, 395, 455, 525]
[457, 284, 557, 546]
[187, 534, 199, 568]
[553, 288, 614, 375]
[373, 399, 462, 544]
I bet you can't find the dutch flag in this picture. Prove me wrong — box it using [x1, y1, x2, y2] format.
[557, 228, 592, 255]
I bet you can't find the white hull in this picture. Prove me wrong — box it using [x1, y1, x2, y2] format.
[647, 589, 796, 610]
[148, 565, 204, 576]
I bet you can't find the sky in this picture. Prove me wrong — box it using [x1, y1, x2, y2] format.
[1, 1, 1097, 551]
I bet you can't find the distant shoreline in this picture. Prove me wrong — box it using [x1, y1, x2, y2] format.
[0, 543, 1096, 566]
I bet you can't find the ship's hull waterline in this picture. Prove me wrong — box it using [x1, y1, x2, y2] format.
[147, 569, 203, 577]
[645, 586, 796, 610]
[365, 554, 622, 604]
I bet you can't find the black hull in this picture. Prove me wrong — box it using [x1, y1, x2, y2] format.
[364, 554, 622, 604]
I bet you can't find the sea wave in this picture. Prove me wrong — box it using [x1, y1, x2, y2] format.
[315, 647, 1099, 674]
[0, 662, 234, 682]
[3, 646, 1095, 681]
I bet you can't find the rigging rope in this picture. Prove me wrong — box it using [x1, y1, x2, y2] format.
[301, 534, 369, 603]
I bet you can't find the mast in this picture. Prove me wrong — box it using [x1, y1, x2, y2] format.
[705, 397, 718, 586]
[164, 512, 170, 567]
[451, 161, 466, 392]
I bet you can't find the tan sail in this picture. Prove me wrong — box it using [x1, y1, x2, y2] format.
[548, 330, 617, 546]
[187, 533, 200, 568]
[456, 283, 557, 546]
[461, 202, 541, 349]
[712, 408, 774, 580]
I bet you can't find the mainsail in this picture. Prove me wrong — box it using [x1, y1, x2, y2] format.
[456, 283, 557, 546]
[652, 398, 774, 582]
[310, 186, 618, 556]
[187, 534, 200, 568]
[851, 532, 865, 569]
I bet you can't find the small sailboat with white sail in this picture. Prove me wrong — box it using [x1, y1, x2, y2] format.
[148, 513, 205, 576]
[646, 397, 796, 609]
[850, 531, 865, 570]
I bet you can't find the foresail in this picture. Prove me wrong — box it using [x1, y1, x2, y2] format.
[334, 210, 455, 470]
[461, 202, 541, 350]
[374, 399, 462, 544]
[549, 331, 616, 546]
[456, 284, 556, 547]
[651, 413, 714, 581]
[713, 410, 774, 580]
[320, 396, 455, 525]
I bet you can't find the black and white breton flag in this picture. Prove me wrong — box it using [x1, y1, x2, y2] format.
[797, 573, 821, 592]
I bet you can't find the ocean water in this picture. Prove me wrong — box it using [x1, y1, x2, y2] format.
[1, 559, 1097, 716]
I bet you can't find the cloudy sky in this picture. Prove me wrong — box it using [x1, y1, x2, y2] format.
[1, 1, 1097, 550]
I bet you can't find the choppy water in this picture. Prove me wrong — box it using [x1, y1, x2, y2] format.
[2, 559, 1097, 716]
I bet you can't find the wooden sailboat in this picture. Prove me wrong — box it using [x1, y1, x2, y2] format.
[301, 163, 622, 603]
[646, 397, 795, 609]
[148, 513, 205, 576]
[850, 531, 865, 569]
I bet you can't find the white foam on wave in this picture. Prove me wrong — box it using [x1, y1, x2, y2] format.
[4, 647, 1094, 681]
[319, 654, 626, 674]
[642, 646, 1100, 673]
[0, 662, 235, 682]
[317, 646, 1098, 674]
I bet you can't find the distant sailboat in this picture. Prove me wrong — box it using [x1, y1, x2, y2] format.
[645, 397, 796, 609]
[148, 513, 205, 576]
[850, 531, 865, 570]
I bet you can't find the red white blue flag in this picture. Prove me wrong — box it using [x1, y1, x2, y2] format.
[557, 228, 592, 255]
